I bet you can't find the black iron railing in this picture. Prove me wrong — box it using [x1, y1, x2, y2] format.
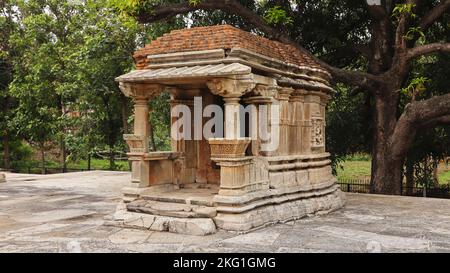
[337, 179, 450, 199]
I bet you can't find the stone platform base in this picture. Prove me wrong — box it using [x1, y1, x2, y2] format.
[215, 188, 345, 231]
[106, 181, 345, 235]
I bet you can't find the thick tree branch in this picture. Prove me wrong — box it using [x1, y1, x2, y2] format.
[406, 43, 450, 61]
[421, 114, 450, 127]
[419, 0, 450, 31]
[390, 93, 450, 159]
[137, 0, 383, 89]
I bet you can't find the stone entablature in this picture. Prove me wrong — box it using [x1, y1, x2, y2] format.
[114, 25, 345, 235]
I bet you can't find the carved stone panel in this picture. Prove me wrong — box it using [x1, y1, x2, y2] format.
[311, 118, 325, 148]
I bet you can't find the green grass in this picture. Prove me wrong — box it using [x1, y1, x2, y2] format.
[337, 158, 450, 185]
[440, 169, 450, 184]
[336, 160, 372, 181]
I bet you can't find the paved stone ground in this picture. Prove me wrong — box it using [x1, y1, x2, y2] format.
[0, 171, 450, 253]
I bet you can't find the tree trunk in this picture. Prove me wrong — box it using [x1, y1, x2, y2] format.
[87, 152, 91, 171]
[370, 91, 403, 195]
[2, 133, 11, 170]
[433, 163, 440, 188]
[405, 158, 414, 195]
[60, 135, 67, 173]
[121, 96, 130, 135]
[109, 146, 115, 171]
[2, 95, 11, 170]
[39, 142, 46, 175]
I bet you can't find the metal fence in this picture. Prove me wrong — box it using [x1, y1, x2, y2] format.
[24, 164, 130, 174]
[26, 167, 91, 174]
[337, 179, 450, 199]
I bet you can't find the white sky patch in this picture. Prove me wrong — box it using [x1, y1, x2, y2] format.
[366, 0, 381, 5]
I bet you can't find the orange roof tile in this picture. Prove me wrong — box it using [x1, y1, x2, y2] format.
[133, 25, 323, 72]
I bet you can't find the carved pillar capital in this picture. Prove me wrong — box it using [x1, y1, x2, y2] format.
[119, 82, 165, 100]
[207, 77, 256, 98]
[276, 87, 294, 101]
[290, 89, 306, 102]
[244, 84, 278, 104]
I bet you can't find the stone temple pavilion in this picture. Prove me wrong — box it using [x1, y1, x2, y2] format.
[114, 25, 345, 235]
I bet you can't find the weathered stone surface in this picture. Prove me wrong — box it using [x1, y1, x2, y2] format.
[126, 199, 218, 219]
[192, 206, 217, 218]
[168, 218, 216, 236]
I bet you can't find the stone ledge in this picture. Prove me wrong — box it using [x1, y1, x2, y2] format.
[106, 202, 216, 236]
[215, 184, 340, 214]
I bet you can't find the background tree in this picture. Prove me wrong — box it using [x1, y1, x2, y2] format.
[0, 0, 19, 170]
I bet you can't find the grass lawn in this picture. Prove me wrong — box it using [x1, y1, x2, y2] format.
[336, 160, 371, 181]
[63, 158, 130, 171]
[337, 159, 450, 185]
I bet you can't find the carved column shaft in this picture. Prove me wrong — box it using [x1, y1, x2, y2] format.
[244, 84, 277, 157]
[290, 90, 306, 155]
[133, 98, 150, 151]
[224, 97, 242, 139]
[277, 88, 293, 156]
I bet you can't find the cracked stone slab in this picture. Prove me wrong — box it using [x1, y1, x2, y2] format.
[221, 230, 281, 246]
[108, 229, 152, 244]
[315, 226, 432, 251]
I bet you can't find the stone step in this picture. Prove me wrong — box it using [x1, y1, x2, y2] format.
[109, 202, 217, 236]
[127, 199, 217, 218]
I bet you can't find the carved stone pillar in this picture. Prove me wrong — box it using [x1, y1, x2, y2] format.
[290, 90, 306, 155]
[119, 83, 164, 190]
[223, 97, 241, 139]
[207, 77, 256, 196]
[207, 77, 256, 140]
[276, 87, 293, 156]
[244, 84, 277, 157]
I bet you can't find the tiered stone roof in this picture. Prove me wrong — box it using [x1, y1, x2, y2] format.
[133, 25, 323, 72]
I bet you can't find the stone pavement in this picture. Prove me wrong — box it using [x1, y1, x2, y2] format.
[0, 171, 450, 253]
